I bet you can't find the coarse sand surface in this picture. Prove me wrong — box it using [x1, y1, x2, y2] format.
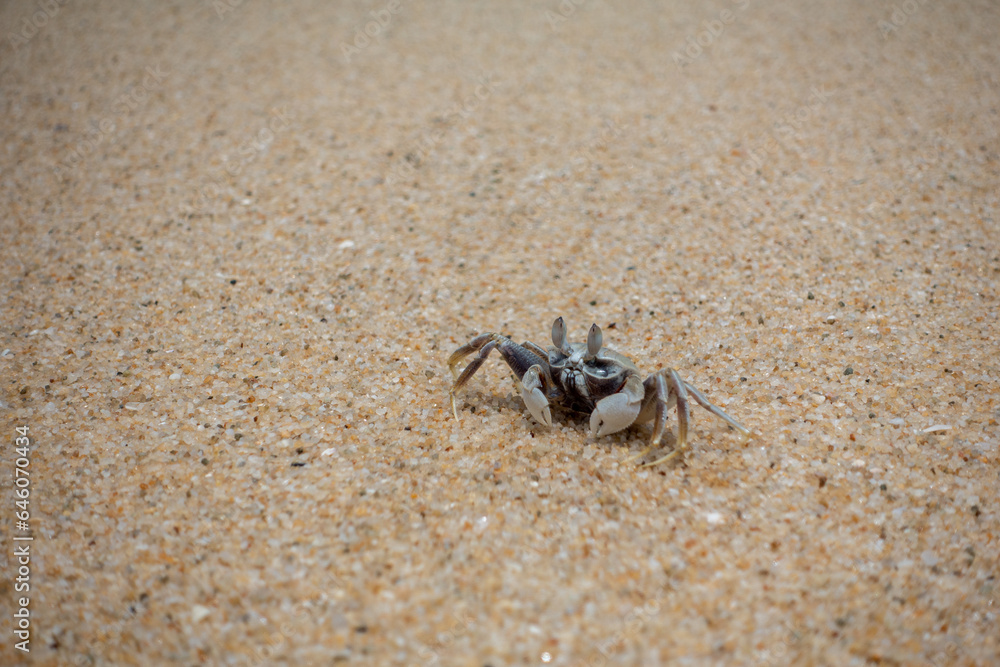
[1, 1, 998, 665]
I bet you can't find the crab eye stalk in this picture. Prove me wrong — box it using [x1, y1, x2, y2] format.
[586, 323, 602, 359]
[552, 317, 570, 352]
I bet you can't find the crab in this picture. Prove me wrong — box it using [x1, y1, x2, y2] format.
[448, 317, 750, 466]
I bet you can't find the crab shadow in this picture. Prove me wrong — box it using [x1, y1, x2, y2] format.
[546, 405, 683, 461]
[455, 390, 685, 461]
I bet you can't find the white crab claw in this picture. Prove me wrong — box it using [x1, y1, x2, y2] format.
[520, 365, 552, 427]
[523, 386, 552, 427]
[590, 392, 640, 437]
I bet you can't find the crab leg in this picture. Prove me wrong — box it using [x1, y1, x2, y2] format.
[630, 371, 750, 466]
[625, 372, 673, 463]
[447, 333, 495, 379]
[682, 381, 750, 439]
[523, 340, 550, 361]
[447, 332, 551, 422]
[626, 369, 689, 464]
[643, 369, 690, 466]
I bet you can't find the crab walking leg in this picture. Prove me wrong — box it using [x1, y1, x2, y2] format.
[448, 333, 551, 422]
[523, 341, 550, 361]
[625, 372, 675, 463]
[643, 369, 691, 467]
[448, 335, 502, 420]
[447, 333, 496, 379]
[682, 381, 751, 439]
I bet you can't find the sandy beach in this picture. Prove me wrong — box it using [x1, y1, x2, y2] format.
[1, 1, 998, 664]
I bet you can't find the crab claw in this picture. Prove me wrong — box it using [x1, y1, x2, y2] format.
[590, 391, 641, 437]
[520, 365, 552, 427]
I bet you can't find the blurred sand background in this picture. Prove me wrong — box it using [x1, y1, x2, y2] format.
[1, 0, 999, 664]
